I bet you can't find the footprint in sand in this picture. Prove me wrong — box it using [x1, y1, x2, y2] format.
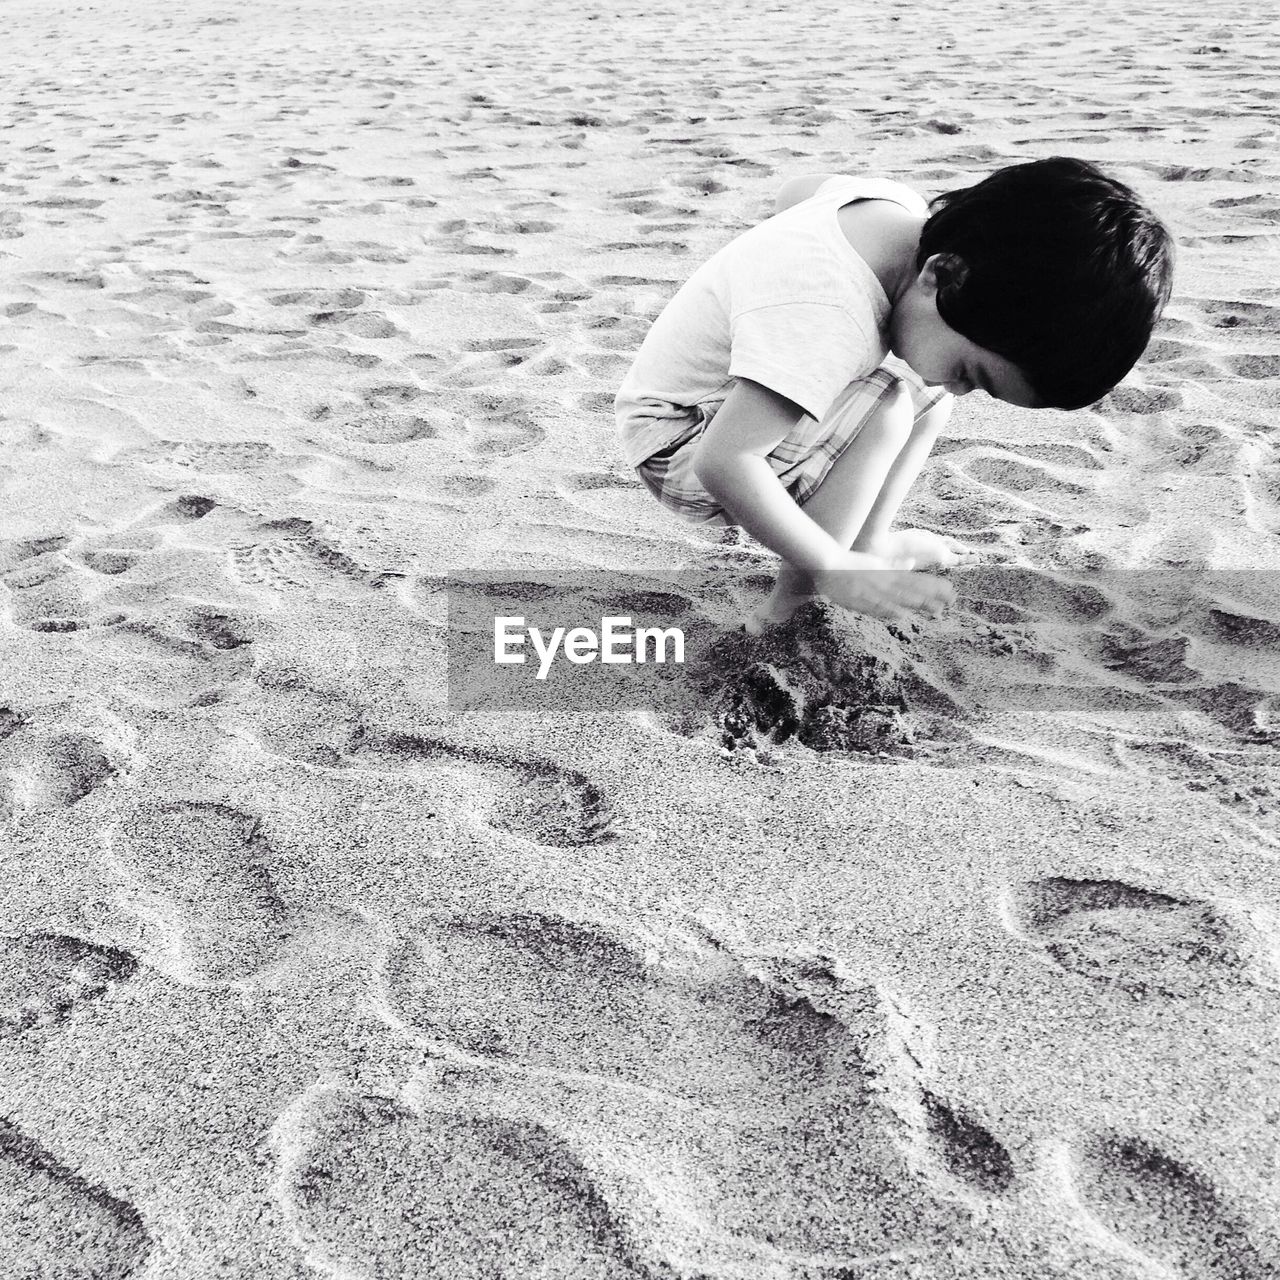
[0, 932, 139, 1037]
[451, 269, 543, 297]
[441, 345, 547, 386]
[958, 566, 1112, 625]
[1205, 608, 1280, 653]
[960, 453, 1088, 497]
[112, 601, 256, 663]
[0, 1119, 152, 1278]
[1070, 1132, 1279, 1279]
[130, 437, 281, 475]
[73, 599, 257, 710]
[274, 1085, 657, 1280]
[1005, 877, 1271, 999]
[1199, 297, 1280, 330]
[59, 499, 209, 581]
[458, 389, 546, 456]
[76, 538, 149, 578]
[461, 336, 543, 356]
[310, 385, 457, 446]
[1103, 384, 1184, 414]
[357, 383, 427, 410]
[349, 731, 615, 849]
[1121, 736, 1280, 821]
[576, 390, 616, 414]
[920, 1091, 1015, 1195]
[228, 516, 396, 595]
[1226, 353, 1280, 381]
[306, 309, 404, 340]
[0, 533, 116, 634]
[559, 468, 641, 498]
[0, 707, 119, 817]
[1099, 630, 1200, 684]
[236, 671, 370, 770]
[1208, 197, 1280, 224]
[105, 800, 296, 985]
[300, 912, 1009, 1276]
[336, 408, 447, 445]
[160, 493, 220, 522]
[235, 672, 612, 849]
[265, 288, 368, 310]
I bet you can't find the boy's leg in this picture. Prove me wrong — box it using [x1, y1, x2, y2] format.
[754, 382, 953, 627]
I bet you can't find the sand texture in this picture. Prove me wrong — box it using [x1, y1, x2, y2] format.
[3, 0, 1280, 1275]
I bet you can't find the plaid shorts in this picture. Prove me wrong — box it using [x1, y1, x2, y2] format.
[635, 354, 949, 525]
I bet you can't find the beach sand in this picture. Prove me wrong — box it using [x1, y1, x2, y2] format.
[3, 0, 1280, 1275]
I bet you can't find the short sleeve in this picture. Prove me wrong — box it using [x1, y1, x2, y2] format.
[729, 302, 877, 422]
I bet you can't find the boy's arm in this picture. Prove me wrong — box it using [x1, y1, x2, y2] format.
[691, 378, 873, 576]
[692, 379, 955, 619]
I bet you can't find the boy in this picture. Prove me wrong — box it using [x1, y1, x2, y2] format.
[615, 157, 1174, 628]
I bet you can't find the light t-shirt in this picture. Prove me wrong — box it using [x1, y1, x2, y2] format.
[614, 175, 929, 468]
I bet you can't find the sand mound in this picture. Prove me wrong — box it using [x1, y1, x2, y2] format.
[702, 600, 914, 754]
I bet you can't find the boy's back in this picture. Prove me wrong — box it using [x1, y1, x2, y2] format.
[615, 175, 930, 471]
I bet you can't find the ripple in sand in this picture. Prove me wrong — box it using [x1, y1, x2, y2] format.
[0, 1120, 152, 1278]
[1006, 877, 1271, 999]
[1071, 1133, 1279, 1279]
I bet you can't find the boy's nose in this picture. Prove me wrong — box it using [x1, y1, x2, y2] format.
[943, 380, 973, 396]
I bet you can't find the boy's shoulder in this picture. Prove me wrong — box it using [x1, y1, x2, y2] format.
[835, 197, 922, 303]
[732, 175, 925, 306]
[713, 181, 920, 311]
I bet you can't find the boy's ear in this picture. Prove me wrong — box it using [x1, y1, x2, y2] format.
[922, 252, 969, 295]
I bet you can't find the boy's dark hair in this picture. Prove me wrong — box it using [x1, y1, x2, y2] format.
[918, 156, 1175, 409]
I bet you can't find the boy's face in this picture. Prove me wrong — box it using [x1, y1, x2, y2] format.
[889, 255, 1042, 407]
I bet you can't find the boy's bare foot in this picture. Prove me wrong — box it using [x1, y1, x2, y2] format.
[743, 586, 815, 635]
[741, 562, 815, 634]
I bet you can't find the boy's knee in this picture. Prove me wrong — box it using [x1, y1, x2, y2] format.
[914, 393, 954, 429]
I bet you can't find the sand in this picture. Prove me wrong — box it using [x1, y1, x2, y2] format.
[2, 0, 1280, 1275]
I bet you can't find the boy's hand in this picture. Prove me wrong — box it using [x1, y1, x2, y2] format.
[864, 528, 979, 570]
[816, 551, 955, 621]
